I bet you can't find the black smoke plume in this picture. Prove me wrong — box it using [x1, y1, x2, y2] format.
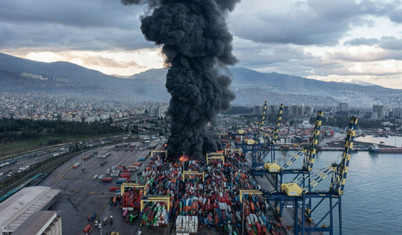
[122, 0, 239, 160]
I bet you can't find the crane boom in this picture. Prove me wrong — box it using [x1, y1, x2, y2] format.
[330, 116, 358, 195]
[272, 104, 283, 144]
[258, 101, 268, 134]
[303, 111, 324, 171]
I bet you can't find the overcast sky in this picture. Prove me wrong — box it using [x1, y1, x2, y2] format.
[1, 0, 402, 89]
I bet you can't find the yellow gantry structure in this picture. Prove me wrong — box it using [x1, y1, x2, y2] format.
[272, 104, 284, 144]
[150, 150, 168, 158]
[264, 162, 281, 173]
[183, 171, 205, 182]
[239, 190, 262, 202]
[218, 133, 228, 140]
[258, 101, 268, 134]
[140, 195, 171, 212]
[120, 183, 146, 195]
[206, 152, 225, 165]
[281, 183, 303, 197]
[330, 117, 358, 196]
[303, 111, 324, 172]
[236, 129, 245, 134]
[224, 148, 242, 155]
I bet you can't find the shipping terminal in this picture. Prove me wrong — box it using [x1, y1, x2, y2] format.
[0, 106, 358, 235]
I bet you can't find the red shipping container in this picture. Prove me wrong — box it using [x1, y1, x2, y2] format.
[109, 186, 119, 191]
[102, 177, 113, 182]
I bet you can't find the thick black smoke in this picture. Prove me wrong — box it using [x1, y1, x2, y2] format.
[122, 0, 239, 160]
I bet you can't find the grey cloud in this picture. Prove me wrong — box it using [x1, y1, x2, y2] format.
[234, 42, 310, 67]
[0, 0, 142, 29]
[380, 36, 402, 51]
[0, 0, 152, 51]
[389, 9, 402, 23]
[232, 41, 320, 76]
[345, 36, 402, 50]
[230, 0, 402, 46]
[232, 38, 401, 79]
[344, 38, 380, 46]
[0, 21, 153, 51]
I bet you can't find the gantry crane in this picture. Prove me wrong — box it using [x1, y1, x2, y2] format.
[251, 111, 323, 195]
[265, 116, 358, 235]
[249, 104, 284, 169]
[230, 102, 283, 170]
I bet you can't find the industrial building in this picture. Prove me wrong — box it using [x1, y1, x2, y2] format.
[0, 186, 60, 234]
[12, 211, 61, 235]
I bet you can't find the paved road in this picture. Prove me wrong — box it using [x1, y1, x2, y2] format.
[39, 140, 161, 235]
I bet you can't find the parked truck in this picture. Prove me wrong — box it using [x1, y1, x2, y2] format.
[83, 224, 91, 233]
[102, 177, 113, 182]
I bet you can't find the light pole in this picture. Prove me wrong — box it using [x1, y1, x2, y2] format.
[241, 195, 244, 235]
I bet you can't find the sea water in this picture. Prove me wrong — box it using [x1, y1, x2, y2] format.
[294, 136, 402, 234]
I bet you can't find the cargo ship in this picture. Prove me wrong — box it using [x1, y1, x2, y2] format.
[368, 144, 402, 154]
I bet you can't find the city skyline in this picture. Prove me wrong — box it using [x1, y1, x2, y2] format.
[0, 0, 402, 89]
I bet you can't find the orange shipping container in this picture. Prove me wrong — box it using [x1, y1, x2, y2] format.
[83, 224, 91, 233]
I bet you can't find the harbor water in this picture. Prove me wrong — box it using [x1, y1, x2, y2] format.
[297, 136, 402, 234]
[277, 136, 402, 235]
[310, 151, 402, 234]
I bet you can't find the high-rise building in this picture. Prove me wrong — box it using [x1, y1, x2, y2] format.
[150, 105, 168, 118]
[372, 105, 384, 120]
[389, 108, 401, 118]
[297, 106, 304, 116]
[304, 106, 313, 116]
[269, 105, 277, 115]
[339, 103, 348, 112]
[283, 106, 291, 117]
[252, 105, 262, 116]
[292, 105, 298, 116]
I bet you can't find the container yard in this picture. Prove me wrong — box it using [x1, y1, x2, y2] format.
[32, 112, 359, 235]
[34, 137, 286, 234]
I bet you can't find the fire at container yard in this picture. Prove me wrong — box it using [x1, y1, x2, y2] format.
[122, 0, 239, 160]
[120, 150, 277, 234]
[34, 141, 286, 235]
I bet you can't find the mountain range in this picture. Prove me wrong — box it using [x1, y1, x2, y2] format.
[0, 52, 400, 107]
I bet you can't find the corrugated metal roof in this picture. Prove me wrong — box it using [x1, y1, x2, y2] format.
[12, 211, 57, 235]
[0, 186, 60, 233]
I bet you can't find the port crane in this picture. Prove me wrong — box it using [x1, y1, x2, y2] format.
[251, 111, 324, 193]
[264, 116, 358, 235]
[248, 103, 284, 169]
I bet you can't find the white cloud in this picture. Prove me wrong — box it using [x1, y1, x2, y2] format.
[3, 49, 164, 76]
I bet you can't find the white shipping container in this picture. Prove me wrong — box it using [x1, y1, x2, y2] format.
[176, 215, 182, 231]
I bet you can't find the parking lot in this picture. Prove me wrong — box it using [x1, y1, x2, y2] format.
[39, 140, 162, 235]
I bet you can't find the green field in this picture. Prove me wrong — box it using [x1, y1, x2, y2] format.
[0, 133, 99, 158]
[0, 118, 123, 159]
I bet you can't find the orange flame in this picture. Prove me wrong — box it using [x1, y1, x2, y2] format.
[179, 155, 189, 162]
